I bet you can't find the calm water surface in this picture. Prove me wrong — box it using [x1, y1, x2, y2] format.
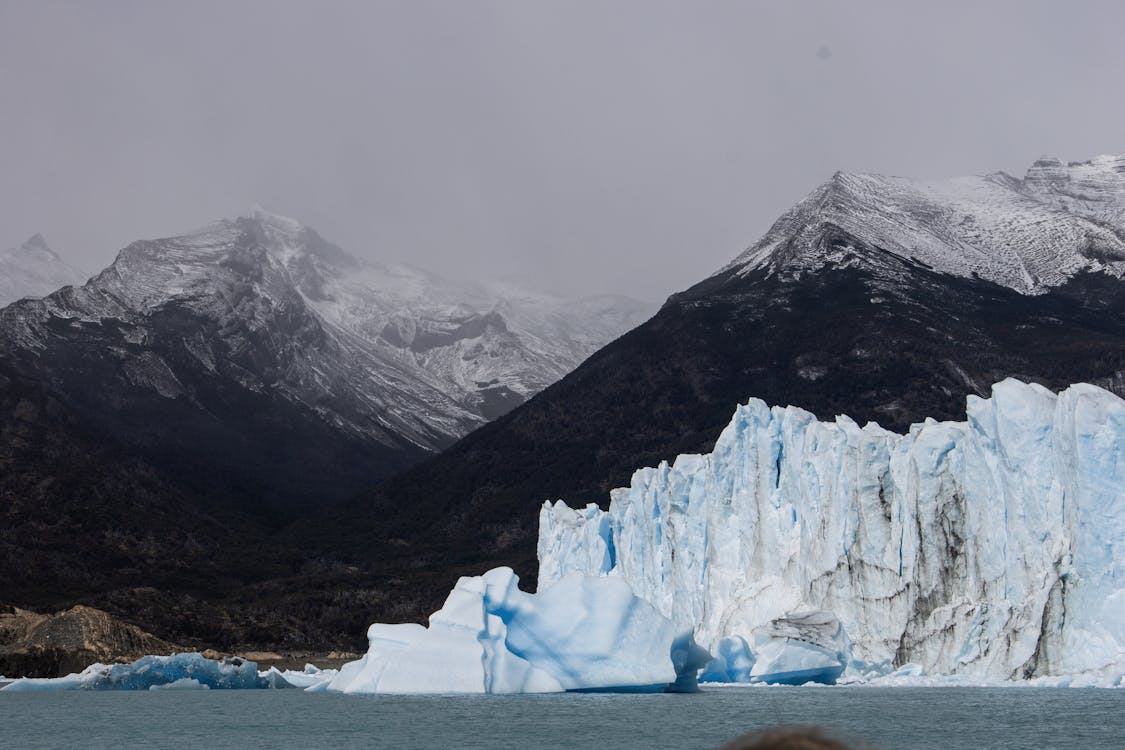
[2, 687, 1122, 750]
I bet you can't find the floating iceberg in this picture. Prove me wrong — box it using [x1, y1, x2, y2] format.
[748, 611, 850, 686]
[1, 653, 264, 691]
[326, 566, 711, 694]
[261, 664, 338, 690]
[538, 380, 1125, 685]
[148, 677, 209, 691]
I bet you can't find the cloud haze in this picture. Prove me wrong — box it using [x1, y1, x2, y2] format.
[2, 0, 1123, 300]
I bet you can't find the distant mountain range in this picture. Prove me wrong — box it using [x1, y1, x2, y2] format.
[0, 209, 652, 510]
[4, 153, 1125, 653]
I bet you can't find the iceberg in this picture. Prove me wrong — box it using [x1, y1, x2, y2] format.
[538, 380, 1125, 684]
[148, 677, 209, 691]
[326, 566, 711, 694]
[748, 611, 850, 686]
[260, 664, 338, 690]
[1, 653, 264, 691]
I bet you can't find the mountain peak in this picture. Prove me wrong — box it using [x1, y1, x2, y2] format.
[0, 234, 85, 306]
[719, 152, 1125, 295]
[249, 205, 305, 235]
[20, 233, 55, 257]
[1021, 151, 1125, 227]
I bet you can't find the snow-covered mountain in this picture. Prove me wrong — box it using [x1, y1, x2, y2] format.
[0, 234, 87, 306]
[723, 152, 1125, 293]
[538, 379, 1125, 683]
[0, 210, 652, 508]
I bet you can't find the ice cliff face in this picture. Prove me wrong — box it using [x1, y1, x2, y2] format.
[538, 379, 1125, 681]
[0, 234, 86, 307]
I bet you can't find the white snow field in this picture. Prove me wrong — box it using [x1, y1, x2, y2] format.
[323, 566, 711, 694]
[539, 379, 1125, 687]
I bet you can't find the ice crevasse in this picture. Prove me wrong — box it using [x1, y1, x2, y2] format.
[538, 379, 1125, 684]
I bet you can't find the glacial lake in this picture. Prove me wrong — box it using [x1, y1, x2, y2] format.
[2, 686, 1123, 749]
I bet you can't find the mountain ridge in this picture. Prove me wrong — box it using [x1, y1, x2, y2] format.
[0, 210, 653, 511]
[721, 152, 1125, 294]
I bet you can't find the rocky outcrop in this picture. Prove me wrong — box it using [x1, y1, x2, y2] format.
[0, 604, 181, 678]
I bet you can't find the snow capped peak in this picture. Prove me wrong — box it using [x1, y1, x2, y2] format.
[1021, 151, 1125, 227]
[0, 234, 86, 306]
[6, 210, 652, 451]
[720, 152, 1125, 294]
[18, 233, 57, 258]
[248, 204, 306, 236]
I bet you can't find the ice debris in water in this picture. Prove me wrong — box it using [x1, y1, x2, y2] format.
[324, 566, 711, 694]
[538, 379, 1125, 686]
[0, 654, 341, 692]
[261, 664, 338, 690]
[2, 653, 263, 691]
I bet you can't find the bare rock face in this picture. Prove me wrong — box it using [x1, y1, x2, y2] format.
[0, 604, 181, 678]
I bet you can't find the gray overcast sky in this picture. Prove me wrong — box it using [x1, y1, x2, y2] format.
[1, 1, 1123, 301]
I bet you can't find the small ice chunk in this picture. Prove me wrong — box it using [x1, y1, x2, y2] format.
[148, 677, 209, 691]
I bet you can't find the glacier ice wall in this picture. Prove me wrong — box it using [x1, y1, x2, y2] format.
[537, 379, 1125, 681]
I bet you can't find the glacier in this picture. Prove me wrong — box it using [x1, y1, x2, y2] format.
[325, 566, 710, 694]
[538, 379, 1125, 684]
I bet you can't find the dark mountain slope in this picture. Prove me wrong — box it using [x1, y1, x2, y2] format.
[0, 368, 407, 650]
